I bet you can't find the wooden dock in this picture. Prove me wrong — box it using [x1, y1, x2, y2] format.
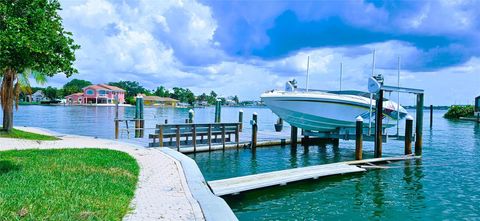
[208, 163, 365, 196]
[208, 155, 418, 196]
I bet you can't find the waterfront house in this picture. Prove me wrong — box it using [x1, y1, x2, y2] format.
[65, 84, 125, 105]
[31, 90, 47, 102]
[141, 94, 178, 107]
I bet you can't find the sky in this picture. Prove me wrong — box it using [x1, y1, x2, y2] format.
[44, 0, 480, 105]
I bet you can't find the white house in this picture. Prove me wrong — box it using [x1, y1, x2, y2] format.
[31, 90, 47, 102]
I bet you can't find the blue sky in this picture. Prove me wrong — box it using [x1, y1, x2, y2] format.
[47, 0, 480, 105]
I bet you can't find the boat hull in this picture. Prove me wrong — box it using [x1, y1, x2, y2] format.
[261, 91, 406, 132]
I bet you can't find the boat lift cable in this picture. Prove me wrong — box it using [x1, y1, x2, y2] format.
[396, 56, 401, 136]
[306, 56, 310, 92]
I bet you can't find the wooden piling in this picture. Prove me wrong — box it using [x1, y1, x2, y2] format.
[430, 104, 433, 128]
[415, 93, 424, 156]
[114, 119, 119, 139]
[405, 115, 413, 155]
[235, 124, 240, 148]
[291, 126, 298, 148]
[176, 125, 180, 151]
[222, 124, 226, 151]
[215, 100, 221, 123]
[238, 109, 244, 132]
[355, 116, 363, 160]
[192, 124, 196, 152]
[158, 125, 164, 147]
[374, 90, 384, 158]
[208, 124, 212, 151]
[189, 109, 194, 123]
[251, 113, 258, 151]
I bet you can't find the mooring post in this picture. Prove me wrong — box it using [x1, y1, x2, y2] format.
[188, 109, 194, 123]
[355, 116, 363, 160]
[135, 95, 144, 138]
[415, 93, 424, 156]
[430, 105, 433, 128]
[114, 94, 119, 139]
[192, 124, 197, 152]
[251, 112, 258, 151]
[158, 125, 164, 147]
[374, 90, 384, 158]
[291, 126, 298, 148]
[405, 115, 413, 155]
[238, 109, 244, 132]
[215, 99, 221, 123]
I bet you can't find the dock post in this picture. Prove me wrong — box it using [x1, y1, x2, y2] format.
[215, 99, 221, 123]
[208, 124, 212, 151]
[114, 94, 119, 139]
[430, 105, 433, 128]
[176, 125, 180, 151]
[135, 95, 144, 138]
[355, 116, 363, 160]
[374, 90, 384, 158]
[188, 109, 194, 123]
[251, 113, 258, 151]
[291, 126, 298, 148]
[405, 115, 413, 155]
[238, 109, 244, 132]
[192, 124, 196, 152]
[158, 125, 164, 147]
[235, 124, 240, 148]
[415, 93, 424, 156]
[222, 124, 226, 151]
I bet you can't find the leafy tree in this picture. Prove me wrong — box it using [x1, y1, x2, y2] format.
[153, 86, 170, 97]
[0, 0, 79, 131]
[63, 79, 91, 96]
[108, 81, 149, 98]
[171, 87, 195, 104]
[444, 105, 474, 119]
[43, 86, 59, 101]
[231, 95, 239, 104]
[196, 93, 207, 102]
[207, 90, 217, 105]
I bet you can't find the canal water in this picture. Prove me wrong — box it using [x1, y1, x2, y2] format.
[5, 106, 480, 220]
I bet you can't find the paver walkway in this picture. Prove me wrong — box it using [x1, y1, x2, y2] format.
[0, 127, 205, 221]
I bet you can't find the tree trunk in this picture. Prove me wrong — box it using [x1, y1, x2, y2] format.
[1, 69, 16, 132]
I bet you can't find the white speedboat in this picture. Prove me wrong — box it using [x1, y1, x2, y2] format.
[261, 81, 407, 132]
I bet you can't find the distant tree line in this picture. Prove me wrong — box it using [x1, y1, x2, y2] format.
[21, 79, 241, 105]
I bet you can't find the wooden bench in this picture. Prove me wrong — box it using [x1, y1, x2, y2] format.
[149, 123, 241, 151]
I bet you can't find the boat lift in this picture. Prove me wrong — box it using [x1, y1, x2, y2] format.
[303, 76, 424, 158]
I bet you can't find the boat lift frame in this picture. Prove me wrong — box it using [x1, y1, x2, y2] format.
[303, 84, 424, 158]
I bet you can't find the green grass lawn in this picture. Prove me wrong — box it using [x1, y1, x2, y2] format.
[0, 148, 139, 220]
[0, 128, 59, 140]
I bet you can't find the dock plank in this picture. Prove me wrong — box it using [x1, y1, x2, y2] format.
[208, 163, 366, 196]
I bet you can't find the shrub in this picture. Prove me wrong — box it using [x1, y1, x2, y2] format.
[444, 105, 474, 119]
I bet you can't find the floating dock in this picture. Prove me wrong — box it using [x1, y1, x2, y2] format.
[208, 155, 417, 196]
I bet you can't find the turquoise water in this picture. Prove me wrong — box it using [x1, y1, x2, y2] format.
[5, 106, 480, 220]
[190, 110, 480, 220]
[7, 105, 282, 139]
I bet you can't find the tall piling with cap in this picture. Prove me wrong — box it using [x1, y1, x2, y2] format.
[405, 115, 413, 155]
[114, 93, 119, 139]
[291, 126, 298, 149]
[355, 116, 363, 160]
[251, 112, 258, 152]
[374, 90, 384, 158]
[238, 109, 244, 132]
[135, 95, 144, 138]
[215, 99, 221, 123]
[415, 93, 424, 156]
[188, 109, 194, 123]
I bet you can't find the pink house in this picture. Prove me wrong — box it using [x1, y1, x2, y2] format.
[65, 84, 126, 105]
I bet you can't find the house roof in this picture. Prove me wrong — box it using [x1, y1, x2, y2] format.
[65, 92, 83, 97]
[142, 95, 178, 102]
[83, 84, 125, 92]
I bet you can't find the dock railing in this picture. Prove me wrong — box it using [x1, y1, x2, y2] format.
[148, 122, 241, 152]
